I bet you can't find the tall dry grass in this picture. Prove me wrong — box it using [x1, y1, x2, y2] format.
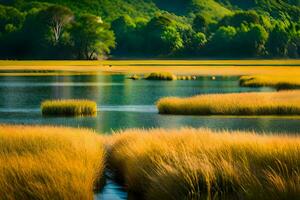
[108, 128, 300, 200]
[240, 75, 300, 89]
[41, 99, 97, 116]
[0, 125, 105, 200]
[157, 91, 300, 115]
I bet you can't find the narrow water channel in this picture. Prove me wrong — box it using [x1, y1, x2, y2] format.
[94, 170, 127, 200]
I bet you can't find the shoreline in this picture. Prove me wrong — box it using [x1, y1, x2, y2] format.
[0, 60, 300, 76]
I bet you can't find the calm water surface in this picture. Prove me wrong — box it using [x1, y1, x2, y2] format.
[1, 74, 300, 200]
[0, 74, 299, 134]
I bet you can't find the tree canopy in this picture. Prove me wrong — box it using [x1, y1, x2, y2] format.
[0, 0, 299, 59]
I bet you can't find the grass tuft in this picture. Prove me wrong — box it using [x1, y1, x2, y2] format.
[0, 125, 105, 200]
[108, 128, 300, 200]
[240, 75, 300, 90]
[128, 74, 140, 80]
[41, 99, 97, 116]
[157, 91, 300, 115]
[144, 72, 177, 80]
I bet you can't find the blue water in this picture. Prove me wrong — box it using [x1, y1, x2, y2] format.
[0, 75, 298, 134]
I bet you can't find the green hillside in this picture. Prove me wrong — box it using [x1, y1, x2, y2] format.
[0, 0, 299, 59]
[5, 0, 297, 21]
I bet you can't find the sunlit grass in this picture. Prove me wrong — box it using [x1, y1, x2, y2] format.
[144, 72, 177, 80]
[157, 91, 300, 115]
[41, 99, 97, 116]
[108, 128, 300, 200]
[0, 60, 300, 76]
[128, 74, 140, 80]
[0, 125, 105, 200]
[143, 72, 197, 81]
[240, 75, 300, 90]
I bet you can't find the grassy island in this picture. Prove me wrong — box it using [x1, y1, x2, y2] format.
[41, 99, 97, 116]
[157, 91, 300, 115]
[0, 125, 105, 200]
[144, 72, 177, 80]
[240, 75, 300, 90]
[108, 128, 300, 200]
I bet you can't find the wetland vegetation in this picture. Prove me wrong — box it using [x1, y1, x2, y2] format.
[157, 91, 300, 115]
[0, 125, 105, 200]
[1, 124, 299, 200]
[240, 75, 300, 90]
[0, 1, 299, 200]
[108, 128, 300, 200]
[41, 99, 97, 116]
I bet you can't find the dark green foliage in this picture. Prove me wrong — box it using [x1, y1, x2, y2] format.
[267, 25, 290, 57]
[220, 11, 260, 27]
[0, 0, 299, 59]
[70, 14, 115, 59]
[0, 4, 24, 34]
[193, 14, 208, 33]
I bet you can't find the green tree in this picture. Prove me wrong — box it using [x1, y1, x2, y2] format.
[235, 24, 268, 56]
[161, 26, 183, 54]
[143, 15, 183, 55]
[180, 27, 207, 55]
[0, 5, 24, 35]
[71, 14, 115, 60]
[193, 14, 208, 33]
[111, 15, 141, 54]
[40, 5, 73, 44]
[287, 26, 300, 58]
[221, 11, 260, 27]
[267, 25, 290, 57]
[208, 26, 237, 55]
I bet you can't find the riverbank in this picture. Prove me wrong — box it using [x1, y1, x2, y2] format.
[0, 60, 300, 76]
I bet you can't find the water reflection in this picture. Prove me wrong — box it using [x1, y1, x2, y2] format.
[0, 74, 298, 134]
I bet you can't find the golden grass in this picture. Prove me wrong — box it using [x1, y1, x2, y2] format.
[157, 91, 300, 115]
[108, 128, 300, 200]
[41, 99, 97, 117]
[144, 72, 177, 80]
[0, 125, 105, 200]
[240, 75, 300, 89]
[128, 74, 141, 80]
[0, 60, 300, 76]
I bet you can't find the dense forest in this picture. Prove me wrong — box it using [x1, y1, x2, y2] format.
[0, 0, 299, 59]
